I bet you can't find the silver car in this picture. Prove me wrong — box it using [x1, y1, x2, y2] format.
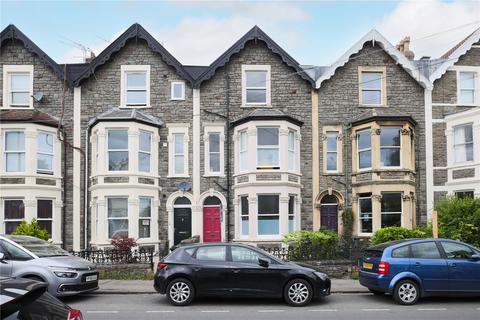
[0, 235, 98, 297]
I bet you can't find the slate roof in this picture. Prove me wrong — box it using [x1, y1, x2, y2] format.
[351, 108, 416, 126]
[0, 109, 60, 128]
[1, 24, 65, 82]
[73, 23, 194, 87]
[231, 108, 303, 127]
[194, 26, 315, 87]
[87, 107, 164, 128]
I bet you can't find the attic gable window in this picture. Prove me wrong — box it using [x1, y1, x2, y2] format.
[2, 65, 34, 109]
[242, 65, 271, 106]
[120, 65, 150, 108]
[358, 67, 386, 106]
[458, 72, 476, 105]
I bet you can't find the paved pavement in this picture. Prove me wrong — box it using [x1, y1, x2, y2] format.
[96, 279, 368, 294]
[63, 293, 480, 320]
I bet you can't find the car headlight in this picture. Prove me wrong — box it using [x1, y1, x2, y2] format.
[314, 272, 329, 281]
[54, 271, 78, 278]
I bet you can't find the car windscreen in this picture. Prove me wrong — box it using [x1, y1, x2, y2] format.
[9, 237, 69, 258]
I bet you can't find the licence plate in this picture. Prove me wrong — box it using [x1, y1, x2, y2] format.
[85, 274, 98, 282]
[363, 262, 373, 270]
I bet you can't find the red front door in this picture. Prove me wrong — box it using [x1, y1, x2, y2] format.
[203, 207, 221, 242]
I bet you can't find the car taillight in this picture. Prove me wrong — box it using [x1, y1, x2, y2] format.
[157, 262, 168, 270]
[67, 309, 83, 320]
[378, 261, 389, 275]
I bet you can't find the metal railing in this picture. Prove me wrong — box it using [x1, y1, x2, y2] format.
[70, 248, 154, 266]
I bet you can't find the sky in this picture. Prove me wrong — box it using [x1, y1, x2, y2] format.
[1, 0, 479, 66]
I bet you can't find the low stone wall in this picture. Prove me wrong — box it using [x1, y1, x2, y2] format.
[294, 260, 354, 278]
[97, 263, 153, 279]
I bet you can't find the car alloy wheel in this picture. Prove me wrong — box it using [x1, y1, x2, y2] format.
[394, 280, 420, 305]
[284, 279, 312, 306]
[166, 278, 194, 306]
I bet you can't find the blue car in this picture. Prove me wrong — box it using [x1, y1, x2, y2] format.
[359, 238, 480, 305]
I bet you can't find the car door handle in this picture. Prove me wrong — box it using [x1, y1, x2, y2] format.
[415, 262, 421, 267]
[192, 267, 201, 272]
[232, 269, 241, 273]
[450, 263, 457, 268]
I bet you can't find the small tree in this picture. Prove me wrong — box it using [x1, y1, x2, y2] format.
[110, 235, 137, 250]
[436, 196, 480, 248]
[12, 219, 50, 241]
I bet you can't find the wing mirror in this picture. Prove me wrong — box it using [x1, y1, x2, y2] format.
[0, 252, 6, 263]
[258, 258, 270, 268]
[470, 254, 480, 261]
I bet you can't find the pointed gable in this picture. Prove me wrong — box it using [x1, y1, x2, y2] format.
[72, 23, 194, 87]
[315, 29, 432, 90]
[194, 26, 314, 88]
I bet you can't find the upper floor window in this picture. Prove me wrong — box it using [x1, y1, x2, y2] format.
[174, 134, 185, 175]
[458, 72, 476, 105]
[239, 131, 248, 171]
[37, 132, 54, 174]
[242, 65, 271, 106]
[171, 81, 185, 100]
[4, 131, 25, 172]
[380, 128, 401, 167]
[2, 65, 33, 109]
[257, 127, 279, 168]
[138, 131, 151, 172]
[108, 129, 129, 171]
[359, 67, 385, 106]
[357, 129, 371, 170]
[454, 124, 473, 163]
[288, 130, 296, 171]
[168, 124, 189, 177]
[208, 133, 221, 174]
[381, 192, 402, 228]
[120, 65, 150, 108]
[326, 132, 338, 172]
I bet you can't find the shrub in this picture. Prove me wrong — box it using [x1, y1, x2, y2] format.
[436, 196, 480, 248]
[12, 219, 50, 241]
[341, 208, 354, 243]
[110, 235, 137, 250]
[370, 226, 431, 245]
[283, 230, 339, 260]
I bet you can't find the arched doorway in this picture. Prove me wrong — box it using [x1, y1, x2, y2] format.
[320, 195, 339, 232]
[203, 196, 221, 242]
[173, 197, 192, 245]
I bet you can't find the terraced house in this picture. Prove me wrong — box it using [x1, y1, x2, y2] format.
[1, 23, 478, 251]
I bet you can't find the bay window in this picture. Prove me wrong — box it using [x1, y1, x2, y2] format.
[37, 132, 54, 174]
[288, 130, 295, 171]
[37, 199, 53, 234]
[358, 195, 372, 234]
[240, 196, 249, 236]
[458, 72, 476, 105]
[381, 193, 402, 228]
[454, 124, 474, 163]
[357, 130, 371, 170]
[108, 129, 129, 171]
[288, 195, 295, 232]
[3, 199, 24, 234]
[107, 197, 128, 238]
[4, 131, 25, 172]
[257, 195, 279, 236]
[326, 132, 338, 172]
[239, 131, 248, 171]
[139, 131, 151, 172]
[138, 197, 151, 238]
[380, 127, 401, 167]
[257, 127, 279, 168]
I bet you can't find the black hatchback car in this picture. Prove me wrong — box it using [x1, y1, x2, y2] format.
[154, 243, 330, 306]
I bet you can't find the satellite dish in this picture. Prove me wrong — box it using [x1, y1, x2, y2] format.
[32, 92, 44, 103]
[178, 181, 192, 192]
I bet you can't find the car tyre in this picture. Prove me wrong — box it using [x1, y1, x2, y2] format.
[284, 279, 313, 307]
[166, 278, 195, 306]
[369, 288, 384, 295]
[393, 279, 420, 305]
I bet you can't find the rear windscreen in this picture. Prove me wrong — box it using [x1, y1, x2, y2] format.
[363, 249, 383, 258]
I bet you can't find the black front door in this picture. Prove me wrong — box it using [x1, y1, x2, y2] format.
[174, 207, 191, 245]
[320, 205, 338, 231]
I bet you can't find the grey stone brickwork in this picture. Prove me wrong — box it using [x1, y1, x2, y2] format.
[318, 42, 427, 226]
[432, 70, 457, 104]
[198, 40, 313, 238]
[0, 41, 75, 249]
[433, 169, 447, 186]
[452, 168, 475, 180]
[432, 122, 447, 167]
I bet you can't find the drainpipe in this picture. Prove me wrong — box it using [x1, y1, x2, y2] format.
[344, 123, 351, 209]
[84, 126, 89, 249]
[62, 131, 67, 247]
[226, 73, 231, 242]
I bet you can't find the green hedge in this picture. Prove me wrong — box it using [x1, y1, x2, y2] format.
[283, 229, 339, 260]
[371, 226, 432, 245]
[436, 196, 480, 248]
[12, 219, 50, 241]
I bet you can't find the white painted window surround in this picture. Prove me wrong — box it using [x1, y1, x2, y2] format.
[2, 65, 34, 109]
[358, 66, 386, 106]
[241, 65, 271, 107]
[204, 124, 225, 176]
[167, 124, 189, 177]
[120, 65, 150, 108]
[171, 81, 185, 100]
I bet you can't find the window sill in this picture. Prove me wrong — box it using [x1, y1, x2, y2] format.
[203, 174, 225, 178]
[119, 105, 151, 109]
[359, 104, 387, 108]
[241, 104, 272, 108]
[1, 106, 34, 110]
[167, 175, 190, 178]
[170, 98, 185, 101]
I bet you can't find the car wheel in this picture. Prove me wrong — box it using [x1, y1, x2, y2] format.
[166, 278, 194, 306]
[369, 288, 384, 295]
[393, 280, 420, 305]
[284, 279, 313, 307]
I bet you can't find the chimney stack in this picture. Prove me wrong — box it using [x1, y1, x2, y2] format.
[84, 51, 96, 63]
[396, 36, 415, 60]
